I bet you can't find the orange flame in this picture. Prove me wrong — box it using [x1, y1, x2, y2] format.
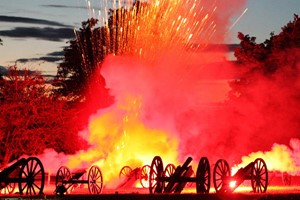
[232, 138, 300, 176]
[61, 0, 241, 188]
[66, 96, 179, 188]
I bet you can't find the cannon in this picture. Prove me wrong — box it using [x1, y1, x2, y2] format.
[149, 156, 210, 194]
[55, 165, 103, 195]
[0, 157, 45, 195]
[118, 165, 151, 188]
[213, 158, 268, 193]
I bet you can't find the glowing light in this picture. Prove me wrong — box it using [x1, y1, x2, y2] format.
[230, 180, 237, 188]
[65, 0, 237, 188]
[66, 95, 179, 188]
[232, 138, 300, 176]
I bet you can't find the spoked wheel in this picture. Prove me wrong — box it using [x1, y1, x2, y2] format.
[55, 166, 71, 195]
[163, 163, 176, 189]
[149, 156, 164, 194]
[88, 165, 103, 194]
[18, 157, 45, 195]
[196, 157, 210, 194]
[164, 164, 176, 177]
[213, 159, 230, 193]
[0, 183, 15, 194]
[119, 166, 132, 180]
[140, 165, 151, 188]
[251, 158, 268, 193]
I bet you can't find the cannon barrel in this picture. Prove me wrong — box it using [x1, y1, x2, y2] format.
[164, 157, 193, 193]
[0, 158, 27, 179]
[181, 157, 193, 170]
[232, 161, 254, 181]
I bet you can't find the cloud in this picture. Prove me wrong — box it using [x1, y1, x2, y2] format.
[42, 4, 88, 10]
[0, 15, 70, 27]
[0, 27, 74, 41]
[0, 15, 75, 41]
[16, 51, 64, 63]
[0, 66, 8, 75]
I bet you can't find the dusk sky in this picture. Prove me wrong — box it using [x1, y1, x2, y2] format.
[0, 0, 299, 76]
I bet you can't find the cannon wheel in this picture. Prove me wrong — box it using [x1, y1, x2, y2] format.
[18, 157, 45, 195]
[251, 158, 268, 193]
[88, 165, 103, 194]
[163, 163, 176, 189]
[196, 157, 210, 194]
[140, 165, 151, 188]
[213, 159, 230, 193]
[149, 156, 164, 194]
[0, 183, 15, 194]
[119, 166, 132, 179]
[164, 163, 176, 177]
[55, 166, 71, 195]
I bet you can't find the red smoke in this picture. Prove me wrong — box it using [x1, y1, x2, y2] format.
[37, 0, 300, 184]
[98, 0, 248, 165]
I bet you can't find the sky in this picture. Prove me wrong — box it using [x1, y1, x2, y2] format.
[0, 0, 300, 76]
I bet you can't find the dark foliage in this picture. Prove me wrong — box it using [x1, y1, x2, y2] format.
[0, 66, 86, 167]
[230, 14, 300, 100]
[54, 1, 148, 121]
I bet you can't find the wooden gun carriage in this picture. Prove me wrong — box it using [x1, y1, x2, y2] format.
[0, 157, 45, 195]
[213, 158, 268, 193]
[55, 165, 103, 195]
[118, 165, 151, 188]
[149, 156, 210, 194]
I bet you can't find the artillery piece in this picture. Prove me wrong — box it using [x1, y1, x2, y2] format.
[55, 165, 103, 195]
[149, 156, 210, 194]
[118, 165, 151, 188]
[213, 158, 268, 193]
[0, 157, 45, 195]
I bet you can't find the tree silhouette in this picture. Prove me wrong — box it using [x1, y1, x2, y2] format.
[55, 18, 113, 112]
[230, 14, 300, 100]
[55, 1, 148, 119]
[220, 14, 300, 154]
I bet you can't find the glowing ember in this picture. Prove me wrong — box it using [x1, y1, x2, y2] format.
[230, 180, 237, 188]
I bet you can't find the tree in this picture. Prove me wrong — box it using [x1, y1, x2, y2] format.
[222, 14, 300, 156]
[0, 66, 86, 167]
[54, 18, 114, 114]
[230, 14, 300, 100]
[55, 1, 148, 121]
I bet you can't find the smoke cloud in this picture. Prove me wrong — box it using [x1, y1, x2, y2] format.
[93, 0, 249, 168]
[31, 0, 300, 185]
[98, 0, 300, 170]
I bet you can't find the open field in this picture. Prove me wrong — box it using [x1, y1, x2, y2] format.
[2, 171, 300, 199]
[2, 184, 300, 200]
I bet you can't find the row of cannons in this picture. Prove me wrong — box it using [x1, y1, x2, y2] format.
[120, 156, 268, 194]
[0, 156, 268, 196]
[0, 157, 103, 196]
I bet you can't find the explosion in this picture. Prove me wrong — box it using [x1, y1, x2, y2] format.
[36, 0, 300, 189]
[233, 138, 300, 176]
[30, 0, 300, 191]
[61, 0, 247, 187]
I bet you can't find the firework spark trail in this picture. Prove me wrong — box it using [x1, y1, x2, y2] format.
[83, 0, 219, 62]
[227, 7, 248, 33]
[37, 0, 251, 188]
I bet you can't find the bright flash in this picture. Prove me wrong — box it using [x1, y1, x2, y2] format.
[230, 181, 236, 188]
